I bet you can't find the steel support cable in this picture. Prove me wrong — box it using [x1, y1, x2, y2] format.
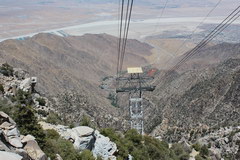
[119, 0, 131, 73]
[171, 6, 240, 71]
[175, 8, 240, 68]
[141, 0, 222, 69]
[152, 5, 240, 85]
[173, 0, 222, 57]
[117, 0, 125, 77]
[172, 10, 240, 71]
[172, 14, 240, 72]
[153, 0, 169, 34]
[119, 0, 134, 72]
[153, 11, 240, 95]
[171, 5, 240, 69]
[117, 0, 121, 77]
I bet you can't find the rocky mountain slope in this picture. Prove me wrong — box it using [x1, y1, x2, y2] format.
[0, 65, 119, 160]
[0, 33, 153, 129]
[141, 43, 240, 158]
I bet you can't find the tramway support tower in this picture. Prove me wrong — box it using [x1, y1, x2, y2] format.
[116, 67, 155, 134]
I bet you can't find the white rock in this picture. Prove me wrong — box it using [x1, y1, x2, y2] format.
[0, 151, 23, 160]
[72, 126, 94, 137]
[92, 130, 117, 160]
[74, 135, 94, 151]
[21, 135, 36, 143]
[19, 78, 31, 92]
[56, 154, 63, 160]
[39, 122, 117, 160]
[69, 126, 95, 150]
[0, 122, 15, 130]
[24, 140, 47, 160]
[16, 149, 31, 160]
[8, 137, 23, 148]
[7, 128, 20, 137]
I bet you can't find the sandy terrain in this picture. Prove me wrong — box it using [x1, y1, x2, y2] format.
[1, 16, 239, 43]
[0, 0, 239, 41]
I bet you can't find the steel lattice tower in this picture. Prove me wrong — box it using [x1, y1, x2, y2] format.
[116, 67, 155, 134]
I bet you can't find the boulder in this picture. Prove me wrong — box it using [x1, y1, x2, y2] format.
[56, 154, 63, 160]
[92, 130, 117, 160]
[24, 140, 47, 160]
[70, 126, 95, 150]
[7, 128, 20, 137]
[0, 151, 23, 160]
[74, 135, 95, 151]
[13, 68, 29, 80]
[21, 135, 36, 144]
[16, 149, 32, 160]
[0, 140, 11, 151]
[0, 111, 16, 125]
[72, 126, 94, 137]
[0, 122, 15, 130]
[39, 122, 117, 160]
[0, 111, 10, 124]
[8, 137, 23, 148]
[19, 78, 32, 92]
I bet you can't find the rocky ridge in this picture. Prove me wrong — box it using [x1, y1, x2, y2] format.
[0, 64, 119, 160]
[0, 111, 47, 160]
[39, 122, 118, 160]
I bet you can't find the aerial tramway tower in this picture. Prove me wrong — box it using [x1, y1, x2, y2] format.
[116, 67, 155, 134]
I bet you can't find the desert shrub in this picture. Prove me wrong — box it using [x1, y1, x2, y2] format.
[192, 143, 201, 151]
[0, 63, 14, 77]
[107, 93, 118, 107]
[44, 137, 79, 160]
[171, 143, 190, 160]
[178, 153, 190, 160]
[37, 109, 48, 117]
[15, 89, 33, 105]
[200, 145, 209, 157]
[13, 105, 46, 148]
[0, 84, 4, 93]
[195, 155, 205, 160]
[46, 112, 62, 125]
[36, 97, 46, 106]
[100, 128, 189, 160]
[0, 98, 14, 116]
[43, 129, 83, 160]
[80, 115, 92, 127]
[69, 123, 75, 129]
[45, 129, 60, 140]
[100, 128, 131, 159]
[77, 150, 95, 160]
[125, 129, 142, 145]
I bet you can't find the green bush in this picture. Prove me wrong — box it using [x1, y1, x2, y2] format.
[45, 129, 60, 140]
[100, 128, 189, 160]
[0, 84, 4, 93]
[0, 63, 14, 77]
[107, 93, 118, 107]
[36, 97, 46, 106]
[195, 155, 205, 160]
[80, 115, 92, 127]
[37, 110, 48, 117]
[46, 112, 62, 125]
[44, 137, 79, 160]
[43, 129, 84, 160]
[192, 143, 201, 151]
[78, 150, 95, 160]
[13, 105, 46, 148]
[15, 89, 33, 105]
[0, 98, 14, 116]
[200, 145, 209, 157]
